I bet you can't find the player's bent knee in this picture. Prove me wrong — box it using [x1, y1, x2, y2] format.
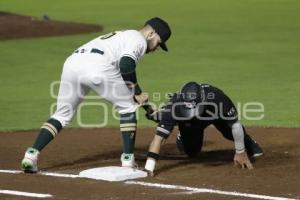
[120, 112, 137, 124]
[51, 104, 76, 128]
[49, 115, 71, 128]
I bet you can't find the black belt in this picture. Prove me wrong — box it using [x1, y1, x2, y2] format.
[74, 48, 104, 55]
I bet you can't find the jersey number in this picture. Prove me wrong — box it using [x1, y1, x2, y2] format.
[100, 32, 117, 40]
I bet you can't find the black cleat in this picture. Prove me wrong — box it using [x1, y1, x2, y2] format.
[245, 139, 263, 158]
[176, 133, 184, 153]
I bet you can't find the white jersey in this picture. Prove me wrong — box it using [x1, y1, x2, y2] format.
[54, 30, 146, 125]
[78, 30, 147, 68]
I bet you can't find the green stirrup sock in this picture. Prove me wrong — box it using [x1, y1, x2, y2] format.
[120, 112, 137, 154]
[32, 118, 63, 151]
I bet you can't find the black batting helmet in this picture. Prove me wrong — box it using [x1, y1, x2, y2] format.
[173, 82, 206, 120]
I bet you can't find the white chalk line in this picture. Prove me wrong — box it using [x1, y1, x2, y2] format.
[0, 169, 298, 200]
[0, 189, 52, 198]
[0, 169, 77, 198]
[125, 181, 299, 200]
[0, 169, 79, 178]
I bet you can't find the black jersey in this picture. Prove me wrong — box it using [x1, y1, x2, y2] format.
[156, 83, 239, 139]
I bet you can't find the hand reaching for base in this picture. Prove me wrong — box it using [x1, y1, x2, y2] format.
[234, 151, 253, 169]
[143, 168, 154, 177]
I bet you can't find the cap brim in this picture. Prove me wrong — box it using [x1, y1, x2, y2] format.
[160, 43, 168, 51]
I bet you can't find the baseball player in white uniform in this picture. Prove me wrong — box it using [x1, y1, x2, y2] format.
[21, 17, 171, 173]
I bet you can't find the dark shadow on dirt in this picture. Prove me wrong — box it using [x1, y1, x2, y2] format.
[43, 143, 235, 173]
[42, 142, 297, 172]
[155, 149, 235, 175]
[43, 149, 122, 170]
[43, 146, 152, 170]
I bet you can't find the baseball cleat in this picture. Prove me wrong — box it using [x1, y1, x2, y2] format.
[21, 147, 39, 173]
[176, 132, 184, 153]
[245, 139, 263, 158]
[121, 153, 137, 168]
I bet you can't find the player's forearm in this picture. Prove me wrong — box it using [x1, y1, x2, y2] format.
[119, 56, 142, 95]
[231, 122, 246, 153]
[145, 134, 164, 172]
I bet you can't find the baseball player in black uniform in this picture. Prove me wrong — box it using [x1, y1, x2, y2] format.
[144, 81, 263, 175]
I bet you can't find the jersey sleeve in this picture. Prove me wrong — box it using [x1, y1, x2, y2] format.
[119, 56, 143, 95]
[120, 31, 147, 63]
[156, 103, 177, 139]
[218, 91, 239, 126]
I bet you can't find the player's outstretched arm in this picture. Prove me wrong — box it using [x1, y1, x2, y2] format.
[144, 134, 165, 176]
[231, 122, 253, 169]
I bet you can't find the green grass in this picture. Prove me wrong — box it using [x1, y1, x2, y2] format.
[0, 0, 299, 131]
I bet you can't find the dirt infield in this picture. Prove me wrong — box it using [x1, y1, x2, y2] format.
[0, 127, 299, 199]
[0, 11, 103, 40]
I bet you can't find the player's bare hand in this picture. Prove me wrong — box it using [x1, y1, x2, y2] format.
[134, 94, 148, 105]
[143, 168, 154, 177]
[234, 151, 253, 170]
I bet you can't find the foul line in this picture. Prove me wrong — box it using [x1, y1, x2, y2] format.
[0, 169, 298, 200]
[125, 181, 299, 200]
[0, 169, 79, 178]
[0, 189, 52, 198]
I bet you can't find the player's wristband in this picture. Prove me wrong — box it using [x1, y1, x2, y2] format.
[235, 148, 246, 154]
[147, 152, 159, 160]
[145, 158, 156, 172]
